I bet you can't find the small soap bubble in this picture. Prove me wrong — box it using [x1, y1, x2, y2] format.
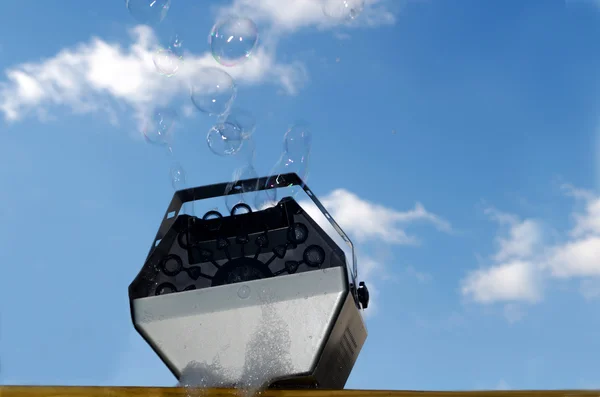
[143, 107, 177, 146]
[171, 34, 183, 50]
[191, 67, 237, 116]
[257, 287, 271, 302]
[322, 0, 365, 21]
[153, 35, 184, 77]
[225, 108, 256, 139]
[259, 123, 312, 207]
[153, 48, 182, 77]
[170, 163, 186, 191]
[207, 122, 243, 156]
[225, 163, 259, 213]
[126, 0, 171, 25]
[237, 285, 251, 299]
[210, 17, 259, 67]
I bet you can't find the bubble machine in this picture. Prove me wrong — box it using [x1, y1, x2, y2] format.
[128, 173, 370, 389]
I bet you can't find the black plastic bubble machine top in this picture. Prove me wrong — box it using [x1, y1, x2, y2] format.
[128, 173, 370, 389]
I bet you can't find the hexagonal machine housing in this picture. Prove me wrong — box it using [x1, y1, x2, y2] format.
[128, 173, 369, 389]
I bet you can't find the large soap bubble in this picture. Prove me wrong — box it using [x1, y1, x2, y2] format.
[190, 67, 237, 116]
[210, 17, 259, 67]
[126, 0, 171, 25]
[207, 122, 244, 157]
[322, 0, 364, 21]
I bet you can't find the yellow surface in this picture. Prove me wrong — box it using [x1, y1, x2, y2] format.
[0, 387, 599, 397]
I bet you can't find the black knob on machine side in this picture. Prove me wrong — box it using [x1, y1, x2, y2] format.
[357, 281, 369, 309]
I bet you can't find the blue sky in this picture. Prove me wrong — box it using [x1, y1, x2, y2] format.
[2, 0, 600, 391]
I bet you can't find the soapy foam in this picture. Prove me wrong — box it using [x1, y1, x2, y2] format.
[180, 287, 293, 397]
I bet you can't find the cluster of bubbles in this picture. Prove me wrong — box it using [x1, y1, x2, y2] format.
[127, 0, 261, 205]
[127, 0, 363, 210]
[126, 0, 361, 393]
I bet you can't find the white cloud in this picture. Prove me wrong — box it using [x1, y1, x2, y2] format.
[484, 208, 544, 262]
[360, 255, 382, 280]
[571, 198, 600, 237]
[461, 209, 545, 304]
[545, 236, 600, 278]
[0, 26, 307, 124]
[461, 260, 541, 304]
[216, 0, 396, 33]
[0, 1, 404, 126]
[462, 186, 600, 309]
[316, 189, 452, 245]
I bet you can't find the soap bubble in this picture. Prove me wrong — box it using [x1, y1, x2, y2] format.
[322, 0, 364, 21]
[210, 17, 259, 67]
[190, 67, 237, 116]
[153, 48, 182, 76]
[225, 163, 259, 213]
[143, 107, 177, 146]
[283, 123, 312, 156]
[207, 122, 243, 156]
[225, 108, 256, 139]
[223, 138, 257, 212]
[170, 163, 192, 214]
[258, 124, 312, 209]
[170, 163, 186, 191]
[126, 0, 171, 25]
[237, 285, 251, 299]
[153, 35, 184, 77]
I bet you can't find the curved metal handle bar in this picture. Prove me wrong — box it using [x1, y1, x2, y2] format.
[147, 173, 358, 281]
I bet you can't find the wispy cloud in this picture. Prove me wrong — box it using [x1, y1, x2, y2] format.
[301, 188, 451, 314]
[316, 189, 452, 245]
[216, 0, 397, 32]
[0, 26, 307, 125]
[461, 185, 600, 316]
[0, 1, 404, 127]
